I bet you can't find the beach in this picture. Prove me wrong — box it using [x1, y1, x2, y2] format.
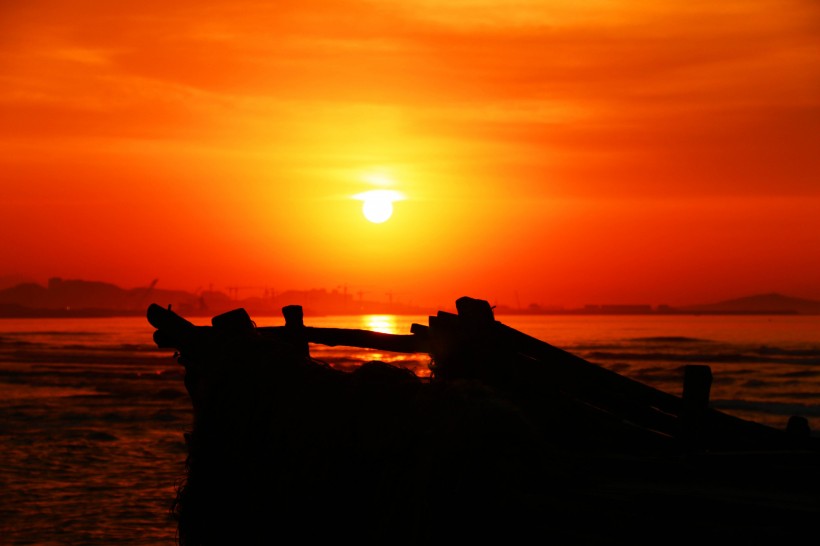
[1, 313, 819, 544]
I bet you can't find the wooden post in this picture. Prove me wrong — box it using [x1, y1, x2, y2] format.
[211, 308, 254, 334]
[680, 364, 713, 450]
[455, 296, 513, 384]
[282, 305, 309, 357]
[787, 415, 810, 445]
[426, 313, 461, 380]
[455, 296, 495, 326]
[282, 304, 304, 328]
[147, 303, 196, 349]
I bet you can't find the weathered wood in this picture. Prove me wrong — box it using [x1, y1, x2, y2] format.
[444, 301, 681, 445]
[428, 300, 814, 451]
[147, 303, 195, 333]
[211, 308, 255, 333]
[281, 305, 308, 356]
[148, 303, 429, 354]
[299, 326, 429, 354]
[455, 296, 495, 325]
[148, 303, 197, 349]
[148, 300, 818, 453]
[682, 365, 713, 407]
[497, 321, 682, 413]
[281, 305, 304, 328]
[150, 299, 820, 546]
[495, 317, 802, 451]
[788, 416, 811, 439]
[679, 364, 713, 450]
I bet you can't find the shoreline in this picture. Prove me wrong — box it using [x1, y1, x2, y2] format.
[0, 306, 814, 319]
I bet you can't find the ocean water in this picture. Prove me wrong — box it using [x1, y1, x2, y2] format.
[1, 313, 819, 545]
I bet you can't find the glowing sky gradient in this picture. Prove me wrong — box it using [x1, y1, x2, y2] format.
[1, 0, 818, 308]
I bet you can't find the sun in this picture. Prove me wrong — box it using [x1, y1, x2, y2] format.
[354, 190, 403, 224]
[363, 196, 393, 223]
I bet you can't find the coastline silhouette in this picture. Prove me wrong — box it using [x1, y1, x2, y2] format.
[3, 277, 819, 318]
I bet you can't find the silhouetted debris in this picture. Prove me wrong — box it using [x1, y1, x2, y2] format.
[148, 297, 820, 545]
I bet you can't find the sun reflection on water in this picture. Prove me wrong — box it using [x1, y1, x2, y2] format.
[361, 314, 400, 334]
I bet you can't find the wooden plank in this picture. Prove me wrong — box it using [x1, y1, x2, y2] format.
[147, 303, 195, 332]
[148, 303, 429, 354]
[496, 321, 683, 416]
[148, 301, 818, 452]
[302, 326, 429, 354]
[495, 319, 806, 450]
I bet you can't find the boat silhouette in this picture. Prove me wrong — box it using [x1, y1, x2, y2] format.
[148, 296, 820, 545]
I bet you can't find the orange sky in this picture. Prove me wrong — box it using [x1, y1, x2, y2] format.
[1, 0, 818, 309]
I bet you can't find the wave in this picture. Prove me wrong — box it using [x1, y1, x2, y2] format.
[623, 366, 686, 384]
[51, 343, 161, 352]
[712, 398, 820, 417]
[778, 369, 820, 378]
[628, 336, 713, 343]
[0, 382, 101, 400]
[0, 337, 36, 347]
[1, 330, 101, 337]
[756, 346, 820, 357]
[584, 350, 820, 365]
[0, 350, 173, 366]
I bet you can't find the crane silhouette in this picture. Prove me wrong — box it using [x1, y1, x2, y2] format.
[226, 286, 271, 301]
[132, 279, 159, 309]
[385, 290, 409, 305]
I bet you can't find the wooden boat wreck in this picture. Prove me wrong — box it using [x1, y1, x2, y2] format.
[148, 296, 820, 545]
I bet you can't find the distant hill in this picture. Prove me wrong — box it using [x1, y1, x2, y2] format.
[1, 278, 818, 317]
[680, 293, 820, 315]
[0, 274, 38, 291]
[0, 277, 433, 318]
[0, 277, 205, 317]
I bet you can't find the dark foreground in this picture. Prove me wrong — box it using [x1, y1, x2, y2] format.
[148, 297, 820, 545]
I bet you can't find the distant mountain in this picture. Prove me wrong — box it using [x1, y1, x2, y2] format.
[680, 293, 820, 315]
[2, 278, 818, 317]
[0, 274, 38, 291]
[0, 277, 206, 317]
[0, 277, 434, 318]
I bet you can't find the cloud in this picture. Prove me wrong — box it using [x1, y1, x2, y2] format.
[1, 0, 817, 198]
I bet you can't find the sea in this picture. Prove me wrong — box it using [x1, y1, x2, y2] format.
[1, 313, 819, 545]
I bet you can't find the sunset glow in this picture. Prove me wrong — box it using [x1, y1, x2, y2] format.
[0, 0, 818, 309]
